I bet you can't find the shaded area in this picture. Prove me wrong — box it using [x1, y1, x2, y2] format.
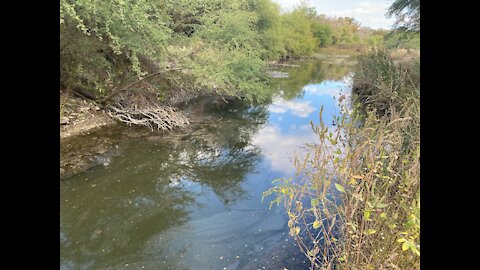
[61, 97, 271, 269]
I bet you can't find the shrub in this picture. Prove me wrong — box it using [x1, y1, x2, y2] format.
[263, 51, 420, 269]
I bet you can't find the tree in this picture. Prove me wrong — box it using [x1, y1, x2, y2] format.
[60, 0, 171, 97]
[248, 0, 286, 59]
[311, 22, 332, 47]
[387, 0, 420, 32]
[281, 8, 317, 58]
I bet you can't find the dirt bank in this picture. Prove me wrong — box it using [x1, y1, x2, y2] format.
[60, 92, 116, 139]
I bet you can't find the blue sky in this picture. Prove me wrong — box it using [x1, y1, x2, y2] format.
[274, 0, 395, 29]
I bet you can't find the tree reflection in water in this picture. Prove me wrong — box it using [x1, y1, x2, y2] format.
[270, 60, 350, 100]
[60, 59, 350, 269]
[157, 96, 269, 205]
[60, 97, 270, 269]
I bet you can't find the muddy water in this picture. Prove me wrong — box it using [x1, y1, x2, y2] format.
[60, 60, 352, 270]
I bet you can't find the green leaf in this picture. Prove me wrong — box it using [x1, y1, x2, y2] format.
[313, 220, 321, 229]
[411, 245, 420, 256]
[380, 213, 387, 219]
[402, 242, 409, 251]
[364, 210, 371, 219]
[311, 198, 319, 207]
[365, 229, 376, 235]
[334, 183, 345, 193]
[397, 238, 406, 243]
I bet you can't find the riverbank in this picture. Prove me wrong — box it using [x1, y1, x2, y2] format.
[60, 92, 116, 139]
[59, 55, 354, 178]
[58, 59, 301, 140]
[60, 59, 354, 269]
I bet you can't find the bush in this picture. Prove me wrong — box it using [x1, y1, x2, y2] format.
[352, 49, 419, 118]
[263, 51, 420, 269]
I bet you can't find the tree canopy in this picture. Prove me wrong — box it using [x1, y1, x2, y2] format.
[60, 0, 384, 103]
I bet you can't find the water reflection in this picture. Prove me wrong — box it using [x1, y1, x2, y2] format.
[254, 73, 351, 175]
[61, 98, 270, 269]
[60, 60, 352, 269]
[271, 60, 350, 100]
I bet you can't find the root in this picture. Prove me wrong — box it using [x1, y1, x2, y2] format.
[107, 73, 189, 131]
[107, 104, 189, 131]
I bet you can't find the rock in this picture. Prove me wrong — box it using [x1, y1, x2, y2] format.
[94, 106, 101, 111]
[60, 168, 65, 174]
[80, 106, 90, 112]
[60, 117, 70, 125]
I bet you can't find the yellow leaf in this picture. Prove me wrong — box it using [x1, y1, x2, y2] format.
[351, 174, 364, 179]
[313, 220, 321, 229]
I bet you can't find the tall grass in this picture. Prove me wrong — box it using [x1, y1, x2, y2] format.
[352, 49, 419, 118]
[263, 49, 420, 269]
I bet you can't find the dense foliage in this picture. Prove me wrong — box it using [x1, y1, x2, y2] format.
[60, 0, 383, 103]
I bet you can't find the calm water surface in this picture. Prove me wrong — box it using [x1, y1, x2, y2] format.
[60, 60, 352, 270]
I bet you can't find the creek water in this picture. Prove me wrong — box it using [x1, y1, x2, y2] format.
[60, 60, 352, 270]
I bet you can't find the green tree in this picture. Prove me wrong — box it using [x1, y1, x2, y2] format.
[311, 22, 333, 47]
[281, 8, 317, 58]
[248, 0, 285, 59]
[60, 0, 171, 96]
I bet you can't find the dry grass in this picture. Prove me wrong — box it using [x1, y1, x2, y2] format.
[390, 48, 420, 63]
[263, 49, 420, 269]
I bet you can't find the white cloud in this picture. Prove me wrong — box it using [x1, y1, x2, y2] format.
[253, 125, 317, 174]
[303, 82, 351, 99]
[321, 1, 395, 29]
[274, 0, 395, 29]
[269, 98, 316, 118]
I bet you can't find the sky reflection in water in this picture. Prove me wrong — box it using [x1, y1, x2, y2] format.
[254, 77, 351, 175]
[60, 62, 352, 270]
